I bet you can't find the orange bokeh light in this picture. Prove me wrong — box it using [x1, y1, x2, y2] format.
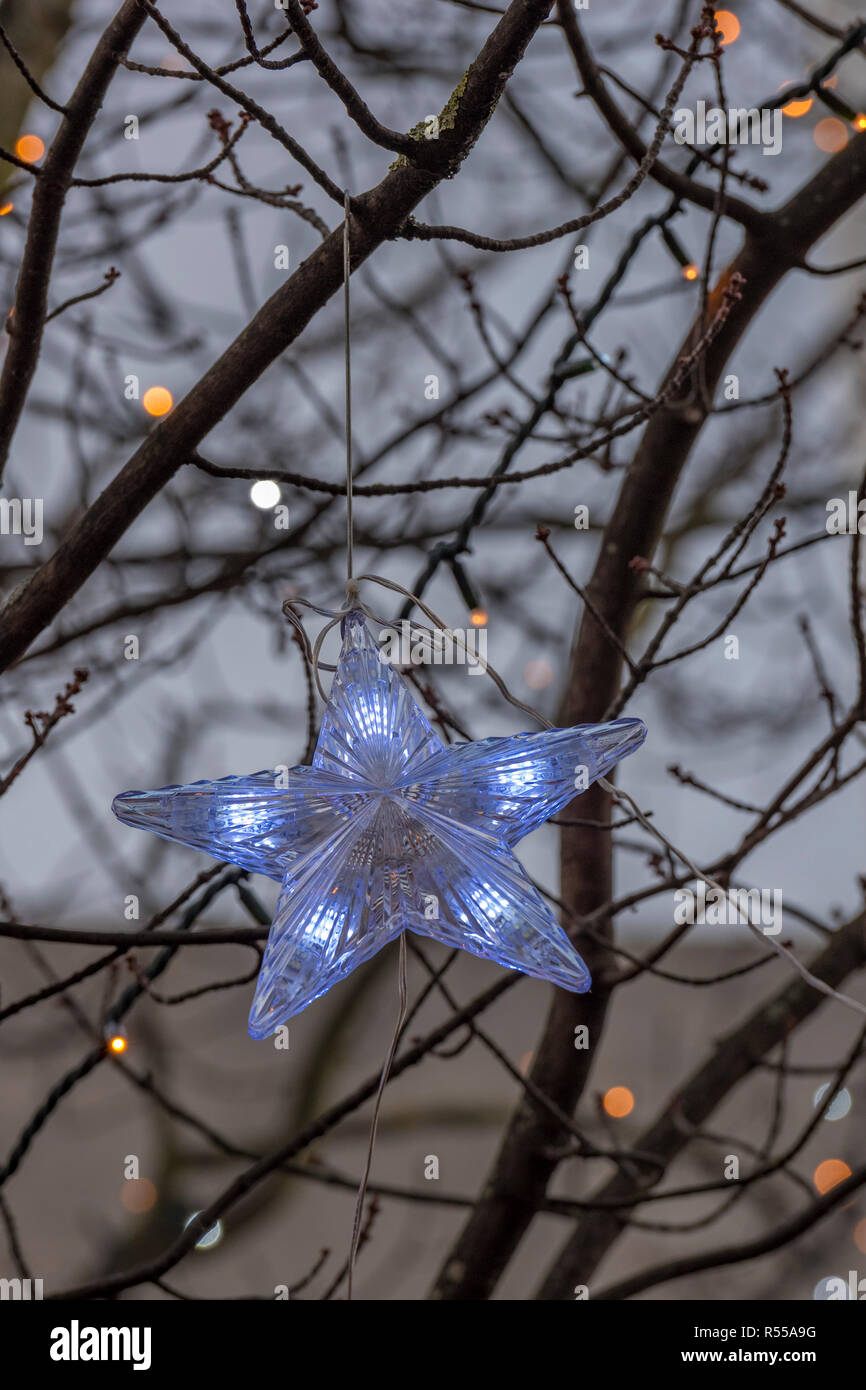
[108, 1034, 127, 1054]
[603, 1086, 635, 1118]
[683, 264, 699, 281]
[143, 386, 173, 417]
[470, 607, 487, 628]
[120, 1178, 157, 1214]
[814, 1158, 852, 1194]
[813, 118, 848, 154]
[782, 99, 812, 118]
[0, 203, 12, 217]
[780, 86, 813, 118]
[777, 82, 812, 119]
[16, 134, 44, 163]
[713, 10, 740, 45]
[855, 114, 866, 132]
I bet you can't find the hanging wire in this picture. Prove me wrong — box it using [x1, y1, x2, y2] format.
[340, 189, 410, 1300]
[343, 190, 354, 585]
[347, 933, 408, 1301]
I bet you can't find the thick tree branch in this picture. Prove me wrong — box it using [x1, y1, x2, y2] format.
[430, 121, 866, 1300]
[280, 0, 419, 154]
[49, 972, 519, 1299]
[556, 4, 766, 235]
[0, 0, 146, 479]
[593, 1164, 866, 1298]
[0, 920, 266, 947]
[539, 910, 866, 1298]
[0, 0, 555, 673]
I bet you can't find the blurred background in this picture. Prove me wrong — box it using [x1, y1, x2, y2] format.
[0, 0, 865, 1300]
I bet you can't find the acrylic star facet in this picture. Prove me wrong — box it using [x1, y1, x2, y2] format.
[113, 611, 646, 1038]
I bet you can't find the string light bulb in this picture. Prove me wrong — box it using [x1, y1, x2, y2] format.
[448, 557, 488, 629]
[660, 225, 698, 280]
[105, 1025, 128, 1055]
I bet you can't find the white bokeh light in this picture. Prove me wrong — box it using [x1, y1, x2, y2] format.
[184, 1212, 223, 1250]
[250, 479, 281, 510]
[813, 1083, 852, 1121]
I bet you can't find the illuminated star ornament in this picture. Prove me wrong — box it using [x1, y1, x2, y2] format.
[113, 612, 646, 1038]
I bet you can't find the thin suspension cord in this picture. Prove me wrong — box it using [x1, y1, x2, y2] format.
[347, 933, 409, 1299]
[343, 191, 354, 584]
[341, 188, 410, 1300]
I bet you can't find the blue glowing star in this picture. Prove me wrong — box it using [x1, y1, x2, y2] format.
[113, 612, 646, 1038]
